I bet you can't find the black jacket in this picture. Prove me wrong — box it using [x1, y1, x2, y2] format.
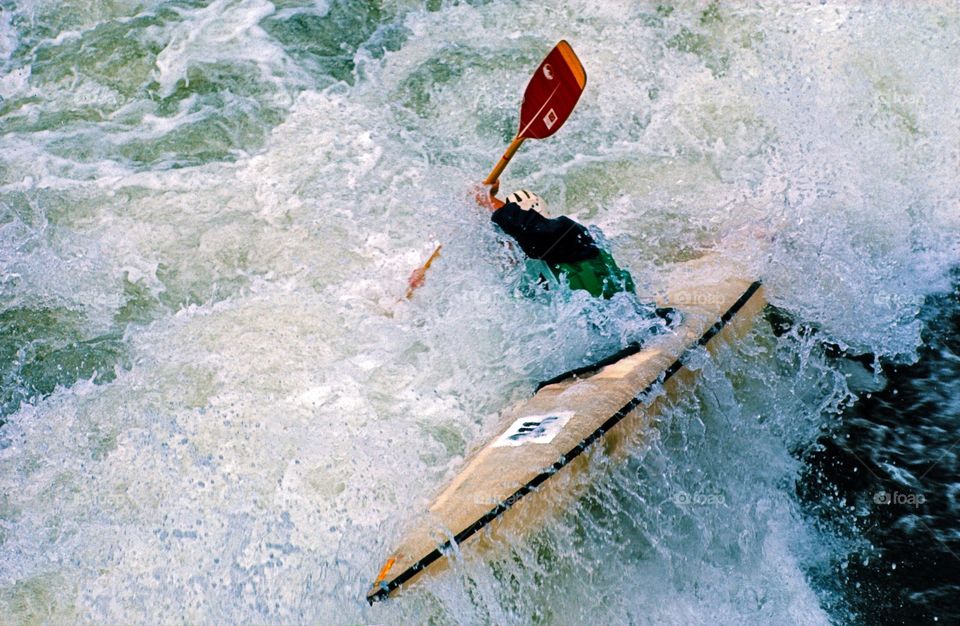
[491, 202, 600, 265]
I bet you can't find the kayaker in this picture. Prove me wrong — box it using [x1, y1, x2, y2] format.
[476, 181, 655, 303]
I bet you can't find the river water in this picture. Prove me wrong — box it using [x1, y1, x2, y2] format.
[1, 1, 958, 624]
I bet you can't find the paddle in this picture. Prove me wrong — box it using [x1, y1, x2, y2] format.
[484, 39, 587, 183]
[405, 40, 587, 298]
[405, 244, 441, 299]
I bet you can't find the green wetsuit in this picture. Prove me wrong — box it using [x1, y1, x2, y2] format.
[491, 202, 635, 299]
[551, 249, 636, 299]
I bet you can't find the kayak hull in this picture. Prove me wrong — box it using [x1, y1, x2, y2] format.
[367, 254, 767, 603]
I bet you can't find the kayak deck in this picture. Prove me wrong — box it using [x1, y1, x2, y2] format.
[367, 254, 766, 603]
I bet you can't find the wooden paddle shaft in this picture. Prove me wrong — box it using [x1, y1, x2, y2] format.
[404, 244, 442, 300]
[484, 136, 526, 185]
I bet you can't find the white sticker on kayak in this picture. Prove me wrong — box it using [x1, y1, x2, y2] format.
[493, 411, 574, 448]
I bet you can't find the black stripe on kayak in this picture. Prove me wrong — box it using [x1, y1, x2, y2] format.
[534, 308, 680, 391]
[367, 280, 763, 604]
[534, 341, 644, 391]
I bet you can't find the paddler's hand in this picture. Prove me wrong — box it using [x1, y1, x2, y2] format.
[472, 180, 504, 211]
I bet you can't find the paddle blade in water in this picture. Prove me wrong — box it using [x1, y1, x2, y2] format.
[517, 40, 587, 140]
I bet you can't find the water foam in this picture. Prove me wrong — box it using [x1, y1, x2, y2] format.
[1, 1, 958, 623]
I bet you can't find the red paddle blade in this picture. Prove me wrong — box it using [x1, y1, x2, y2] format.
[517, 40, 587, 140]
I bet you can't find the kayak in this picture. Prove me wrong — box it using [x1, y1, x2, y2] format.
[367, 253, 766, 603]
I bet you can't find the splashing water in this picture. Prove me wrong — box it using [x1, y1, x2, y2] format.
[1, 1, 958, 623]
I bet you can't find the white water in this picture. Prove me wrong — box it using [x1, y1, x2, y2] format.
[1, 1, 958, 623]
